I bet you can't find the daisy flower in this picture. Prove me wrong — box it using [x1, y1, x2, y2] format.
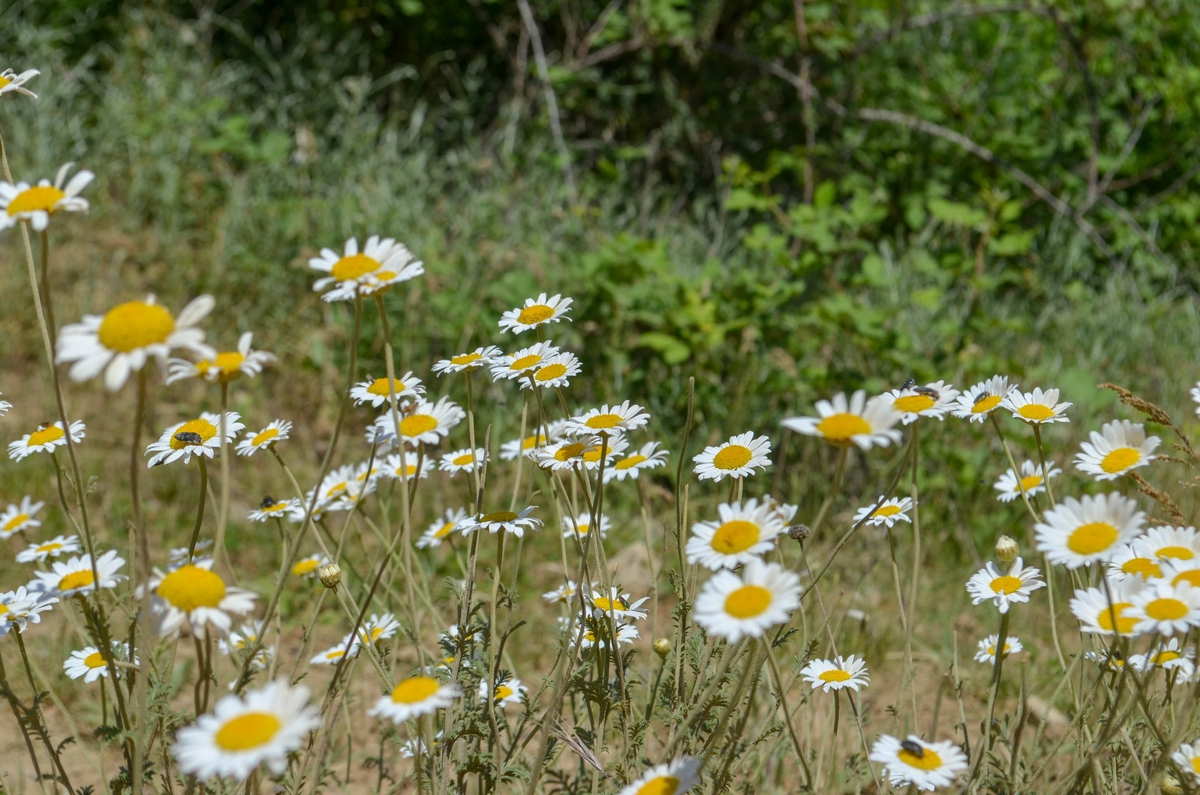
[1172, 741, 1200, 786]
[884, 380, 961, 424]
[0, 496, 44, 538]
[781, 391, 902, 450]
[762, 495, 799, 525]
[952, 376, 1016, 422]
[562, 513, 611, 540]
[235, 419, 292, 457]
[852, 496, 913, 528]
[1084, 649, 1127, 672]
[1127, 581, 1200, 635]
[994, 460, 1059, 502]
[311, 637, 358, 665]
[166, 331, 276, 384]
[499, 293, 573, 334]
[374, 396, 464, 447]
[587, 587, 650, 621]
[693, 559, 801, 642]
[1131, 525, 1200, 564]
[172, 680, 320, 782]
[0, 68, 39, 99]
[479, 677, 527, 708]
[16, 534, 81, 564]
[357, 613, 401, 647]
[801, 655, 870, 693]
[0, 162, 92, 231]
[536, 435, 627, 471]
[1069, 577, 1147, 636]
[432, 345, 503, 375]
[0, 392, 10, 415]
[566, 401, 650, 437]
[64, 643, 134, 683]
[570, 617, 641, 650]
[147, 561, 257, 637]
[169, 539, 213, 565]
[1074, 419, 1159, 481]
[218, 623, 273, 671]
[146, 412, 244, 467]
[686, 499, 784, 570]
[1003, 387, 1072, 424]
[543, 580, 585, 605]
[1129, 638, 1195, 673]
[604, 441, 669, 482]
[291, 555, 330, 579]
[869, 735, 968, 792]
[440, 447, 487, 476]
[0, 586, 56, 634]
[520, 352, 582, 389]
[490, 341, 561, 381]
[249, 497, 301, 523]
[1034, 493, 1146, 568]
[1164, 560, 1200, 589]
[617, 759, 700, 795]
[56, 294, 215, 391]
[8, 420, 85, 461]
[350, 372, 424, 407]
[973, 635, 1022, 664]
[418, 508, 468, 548]
[370, 677, 461, 724]
[309, 236, 423, 302]
[380, 451, 434, 481]
[965, 557, 1046, 613]
[458, 507, 542, 538]
[28, 550, 125, 598]
[1108, 543, 1164, 581]
[692, 432, 771, 481]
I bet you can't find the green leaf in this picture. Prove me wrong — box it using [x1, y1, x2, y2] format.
[637, 332, 691, 365]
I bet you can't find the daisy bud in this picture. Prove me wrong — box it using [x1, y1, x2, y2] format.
[1160, 776, 1182, 795]
[318, 563, 342, 589]
[653, 638, 670, 658]
[995, 535, 1019, 563]
[786, 523, 811, 542]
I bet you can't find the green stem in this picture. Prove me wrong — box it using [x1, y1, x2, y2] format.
[187, 458, 209, 560]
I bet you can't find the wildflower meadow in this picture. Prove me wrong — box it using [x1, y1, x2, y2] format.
[4, 4, 1200, 795]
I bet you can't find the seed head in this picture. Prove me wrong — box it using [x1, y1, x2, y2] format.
[786, 523, 811, 542]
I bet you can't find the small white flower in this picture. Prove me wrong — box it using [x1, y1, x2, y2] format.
[458, 507, 542, 538]
[309, 236, 423, 302]
[1069, 577, 1147, 636]
[519, 352, 582, 389]
[490, 341, 561, 381]
[235, 419, 292, 456]
[535, 434, 627, 471]
[418, 508, 469, 548]
[372, 396, 464, 447]
[693, 559, 800, 643]
[565, 401, 650, 437]
[1003, 387, 1072, 424]
[9, 420, 85, 461]
[883, 380, 960, 424]
[16, 534, 81, 563]
[692, 431, 771, 481]
[616, 759, 700, 795]
[439, 447, 487, 477]
[562, 513, 611, 539]
[0, 586, 57, 634]
[166, 331, 275, 384]
[350, 372, 424, 407]
[248, 497, 301, 523]
[974, 635, 1023, 664]
[686, 498, 784, 570]
[1074, 419, 1159, 480]
[478, 676, 527, 708]
[994, 460, 1059, 502]
[146, 560, 257, 637]
[1172, 740, 1200, 785]
[0, 68, 40, 99]
[432, 345, 503, 375]
[952, 376, 1017, 422]
[1126, 580, 1200, 636]
[28, 550, 125, 598]
[603, 441, 669, 482]
[587, 587, 650, 621]
[1034, 493, 1146, 568]
[0, 496, 45, 538]
[852, 496, 913, 528]
[146, 412, 244, 467]
[370, 677, 461, 724]
[781, 390, 903, 450]
[1128, 638, 1195, 673]
[498, 293, 572, 334]
[290, 555, 331, 580]
[965, 557, 1046, 613]
[869, 734, 968, 792]
[64, 643, 135, 683]
[800, 655, 870, 693]
[0, 162, 92, 231]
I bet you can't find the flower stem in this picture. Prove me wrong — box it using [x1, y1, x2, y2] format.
[186, 458, 208, 560]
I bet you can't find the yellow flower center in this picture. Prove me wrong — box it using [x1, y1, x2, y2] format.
[1145, 598, 1188, 621]
[510, 354, 542, 371]
[1173, 570, 1200, 588]
[97, 301, 175, 353]
[724, 584, 773, 618]
[84, 651, 106, 669]
[325, 650, 345, 661]
[555, 443, 587, 461]
[1151, 650, 1181, 665]
[873, 504, 902, 517]
[494, 685, 514, 702]
[710, 520, 761, 554]
[59, 570, 95, 592]
[214, 712, 281, 751]
[972, 395, 1002, 414]
[1192, 757, 1200, 775]
[517, 305, 555, 325]
[521, 433, 546, 450]
[634, 775, 681, 795]
[292, 559, 320, 576]
[1122, 558, 1162, 578]
[1017, 403, 1055, 421]
[614, 455, 647, 470]
[1018, 474, 1043, 492]
[712, 445, 752, 470]
[989, 575, 1024, 594]
[1156, 546, 1194, 560]
[818, 669, 851, 683]
[156, 565, 227, 612]
[893, 395, 935, 414]
[897, 747, 943, 771]
[390, 676, 441, 704]
[585, 414, 623, 430]
[434, 522, 454, 538]
[169, 419, 218, 450]
[535, 363, 567, 382]
[400, 414, 439, 437]
[1100, 447, 1141, 474]
[196, 351, 246, 382]
[252, 428, 279, 446]
[450, 352, 481, 366]
[0, 75, 10, 89]
[36, 542, 63, 554]
[1067, 522, 1118, 555]
[480, 511, 518, 523]
[3, 514, 30, 531]
[592, 597, 628, 612]
[367, 377, 408, 397]
[582, 448, 605, 463]
[330, 253, 380, 282]
[27, 425, 64, 446]
[0, 604, 9, 615]
[816, 413, 870, 444]
[452, 453, 475, 466]
[7, 185, 65, 216]
[1096, 602, 1136, 634]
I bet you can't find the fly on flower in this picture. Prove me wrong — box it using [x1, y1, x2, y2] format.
[869, 735, 968, 792]
[951, 376, 1016, 422]
[146, 412, 245, 467]
[883, 379, 960, 423]
[0, 162, 93, 231]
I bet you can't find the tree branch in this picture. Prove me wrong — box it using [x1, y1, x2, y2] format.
[516, 0, 578, 204]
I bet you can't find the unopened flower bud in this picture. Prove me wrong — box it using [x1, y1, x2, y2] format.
[995, 535, 1019, 563]
[1160, 776, 1182, 795]
[653, 638, 670, 658]
[786, 524, 811, 542]
[318, 563, 342, 589]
